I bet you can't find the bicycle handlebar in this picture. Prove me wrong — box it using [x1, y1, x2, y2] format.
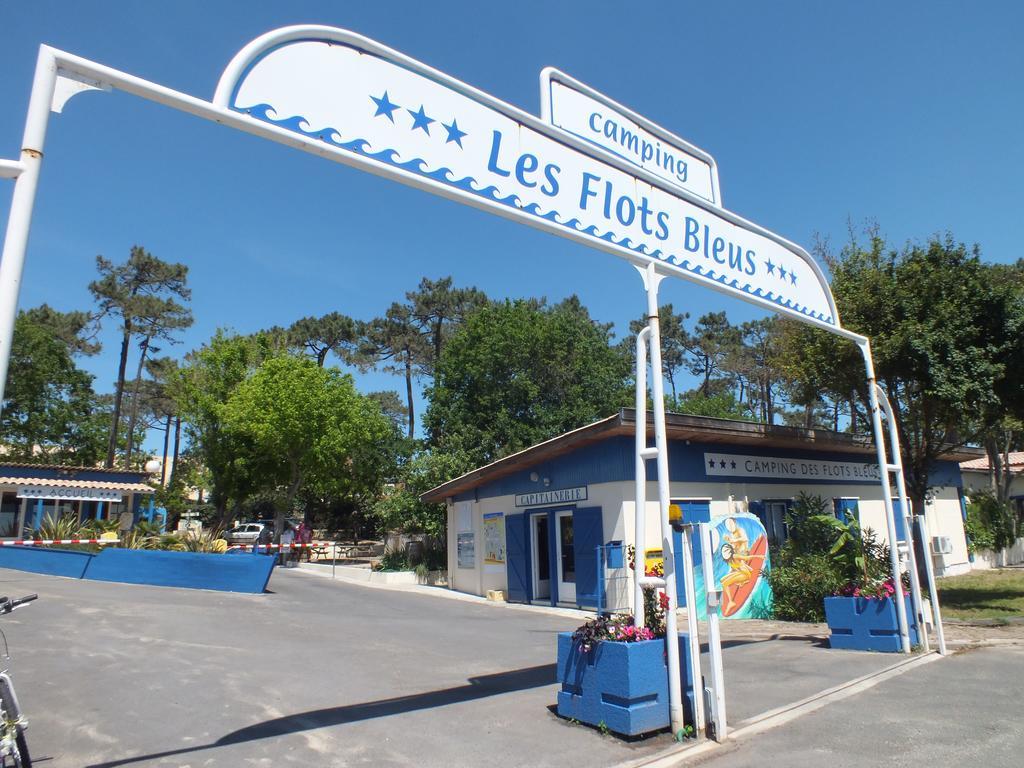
[0, 594, 37, 613]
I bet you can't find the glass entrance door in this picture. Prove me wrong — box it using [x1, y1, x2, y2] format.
[555, 510, 576, 604]
[530, 513, 550, 602]
[765, 501, 789, 545]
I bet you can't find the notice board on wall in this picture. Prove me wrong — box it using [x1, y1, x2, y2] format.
[457, 532, 475, 569]
[482, 512, 505, 572]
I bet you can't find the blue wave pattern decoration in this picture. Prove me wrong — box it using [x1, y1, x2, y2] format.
[239, 103, 833, 325]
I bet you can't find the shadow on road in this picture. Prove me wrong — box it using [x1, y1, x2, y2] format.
[84, 664, 556, 768]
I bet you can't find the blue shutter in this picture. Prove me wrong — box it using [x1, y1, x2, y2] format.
[572, 507, 603, 609]
[892, 500, 907, 543]
[673, 529, 687, 606]
[505, 513, 529, 603]
[749, 500, 767, 530]
[669, 502, 712, 607]
[834, 498, 860, 524]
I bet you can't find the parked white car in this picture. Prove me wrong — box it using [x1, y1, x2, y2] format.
[223, 523, 266, 545]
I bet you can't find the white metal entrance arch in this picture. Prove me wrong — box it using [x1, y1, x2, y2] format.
[0, 26, 946, 743]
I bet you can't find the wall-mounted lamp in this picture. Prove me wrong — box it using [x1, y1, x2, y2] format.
[543, 477, 551, 487]
[529, 471, 540, 482]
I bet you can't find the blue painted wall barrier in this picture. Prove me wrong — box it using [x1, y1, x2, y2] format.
[556, 632, 696, 737]
[824, 595, 919, 652]
[0, 546, 94, 579]
[85, 549, 275, 593]
[0, 547, 275, 594]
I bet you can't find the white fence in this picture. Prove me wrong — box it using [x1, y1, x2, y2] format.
[972, 536, 1024, 569]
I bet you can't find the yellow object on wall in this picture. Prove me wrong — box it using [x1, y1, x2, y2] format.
[644, 549, 665, 577]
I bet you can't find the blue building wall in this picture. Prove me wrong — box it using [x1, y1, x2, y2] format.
[454, 436, 963, 503]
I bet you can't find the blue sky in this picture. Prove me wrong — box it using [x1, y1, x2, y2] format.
[1, 1, 1021, 449]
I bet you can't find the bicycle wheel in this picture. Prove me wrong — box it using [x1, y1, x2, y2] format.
[0, 691, 29, 768]
[13, 730, 29, 768]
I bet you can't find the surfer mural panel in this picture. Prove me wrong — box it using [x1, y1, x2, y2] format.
[692, 512, 773, 620]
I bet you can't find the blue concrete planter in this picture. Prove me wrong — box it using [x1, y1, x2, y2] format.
[824, 595, 919, 652]
[556, 632, 695, 737]
[0, 545, 94, 579]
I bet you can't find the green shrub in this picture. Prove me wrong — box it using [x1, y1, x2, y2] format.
[374, 548, 412, 572]
[38, 512, 83, 541]
[421, 543, 447, 571]
[767, 493, 896, 622]
[783, 492, 839, 556]
[965, 492, 1016, 552]
[79, 517, 121, 537]
[766, 554, 846, 622]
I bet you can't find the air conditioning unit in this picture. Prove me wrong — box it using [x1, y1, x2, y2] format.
[931, 536, 953, 555]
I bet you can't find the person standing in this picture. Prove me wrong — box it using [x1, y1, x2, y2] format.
[280, 522, 295, 567]
[295, 520, 313, 562]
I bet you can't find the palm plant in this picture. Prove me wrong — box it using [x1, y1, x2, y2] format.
[38, 513, 84, 541]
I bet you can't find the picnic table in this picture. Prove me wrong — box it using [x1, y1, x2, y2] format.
[306, 541, 383, 561]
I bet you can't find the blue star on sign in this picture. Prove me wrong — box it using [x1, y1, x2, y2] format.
[719, 460, 727, 468]
[408, 105, 435, 134]
[708, 458, 716, 468]
[779, 266, 788, 281]
[790, 271, 797, 285]
[370, 91, 400, 122]
[443, 118, 467, 148]
[765, 259, 776, 275]
[730, 460, 737, 469]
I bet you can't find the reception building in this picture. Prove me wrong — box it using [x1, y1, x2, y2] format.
[0, 462, 156, 537]
[422, 410, 980, 611]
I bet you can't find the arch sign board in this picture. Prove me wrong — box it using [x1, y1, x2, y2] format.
[215, 28, 839, 329]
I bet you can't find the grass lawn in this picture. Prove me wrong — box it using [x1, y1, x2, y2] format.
[937, 568, 1024, 621]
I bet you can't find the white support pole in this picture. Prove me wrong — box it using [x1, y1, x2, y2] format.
[874, 384, 929, 653]
[634, 325, 651, 626]
[858, 340, 911, 653]
[640, 262, 704, 740]
[915, 515, 948, 655]
[699, 522, 727, 741]
[0, 47, 58, 413]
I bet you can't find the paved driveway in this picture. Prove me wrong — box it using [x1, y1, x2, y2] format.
[697, 645, 1024, 768]
[0, 566, 903, 767]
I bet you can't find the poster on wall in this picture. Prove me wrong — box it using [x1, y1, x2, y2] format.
[457, 532, 475, 569]
[482, 512, 505, 571]
[692, 512, 773, 620]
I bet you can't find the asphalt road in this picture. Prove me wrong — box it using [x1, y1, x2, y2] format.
[0, 566, 930, 767]
[694, 644, 1024, 768]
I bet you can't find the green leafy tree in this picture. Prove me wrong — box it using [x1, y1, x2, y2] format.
[142, 357, 180, 485]
[425, 296, 632, 465]
[686, 311, 740, 397]
[20, 303, 100, 356]
[222, 356, 393, 540]
[626, 303, 690, 401]
[780, 232, 1023, 512]
[172, 331, 280, 522]
[974, 260, 1024, 504]
[1, 313, 106, 463]
[727, 317, 784, 424]
[365, 303, 428, 438]
[89, 246, 192, 467]
[408, 276, 488, 381]
[369, 449, 472, 539]
[287, 312, 364, 368]
[669, 390, 750, 421]
[366, 390, 410, 433]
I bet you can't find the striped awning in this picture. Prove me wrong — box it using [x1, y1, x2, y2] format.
[0, 477, 155, 501]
